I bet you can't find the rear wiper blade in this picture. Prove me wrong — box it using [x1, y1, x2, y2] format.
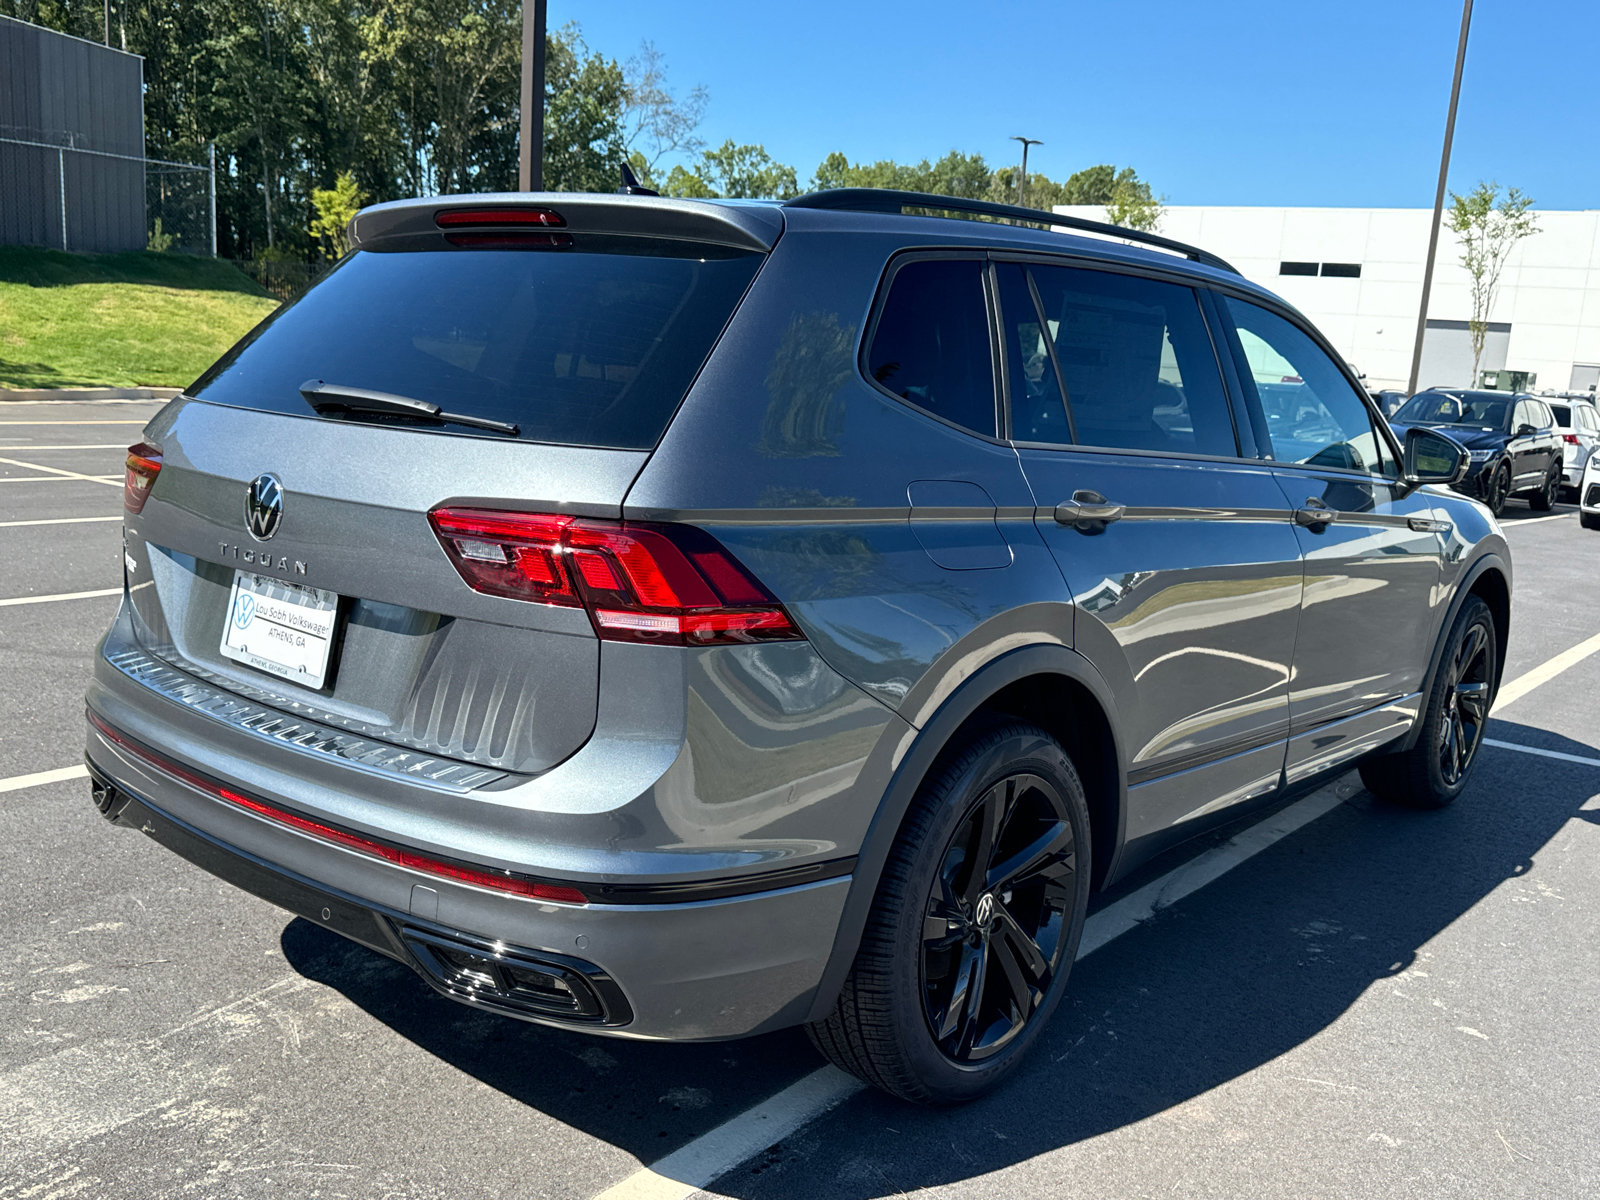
[298, 380, 519, 436]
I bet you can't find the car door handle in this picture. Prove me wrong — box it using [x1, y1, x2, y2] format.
[1294, 498, 1335, 528]
[1054, 490, 1124, 533]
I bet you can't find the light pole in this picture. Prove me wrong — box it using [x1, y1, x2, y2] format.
[1010, 136, 1042, 208]
[1407, 0, 1473, 396]
[518, 0, 548, 191]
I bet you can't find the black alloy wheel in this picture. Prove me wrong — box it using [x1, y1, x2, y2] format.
[1359, 594, 1497, 809]
[920, 772, 1076, 1064]
[1485, 463, 1511, 516]
[807, 721, 1091, 1104]
[1438, 619, 1492, 786]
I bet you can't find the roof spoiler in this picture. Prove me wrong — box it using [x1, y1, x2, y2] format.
[784, 188, 1239, 275]
[349, 193, 783, 254]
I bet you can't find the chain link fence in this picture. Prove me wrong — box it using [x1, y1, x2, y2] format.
[228, 259, 330, 302]
[0, 127, 214, 255]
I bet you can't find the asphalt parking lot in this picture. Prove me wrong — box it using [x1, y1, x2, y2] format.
[2, 398, 1596, 1200]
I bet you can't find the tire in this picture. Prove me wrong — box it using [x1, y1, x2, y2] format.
[1527, 465, 1559, 511]
[807, 721, 1091, 1104]
[1484, 464, 1511, 517]
[1359, 595, 1497, 809]
[1581, 511, 1600, 530]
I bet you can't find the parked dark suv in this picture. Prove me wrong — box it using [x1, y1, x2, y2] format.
[1389, 388, 1561, 515]
[87, 190, 1511, 1104]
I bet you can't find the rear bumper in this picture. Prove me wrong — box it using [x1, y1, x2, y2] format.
[85, 718, 853, 1041]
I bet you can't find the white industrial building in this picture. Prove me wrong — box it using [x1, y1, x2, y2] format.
[1055, 204, 1600, 395]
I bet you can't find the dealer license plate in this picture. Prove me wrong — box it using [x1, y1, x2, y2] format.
[219, 571, 340, 690]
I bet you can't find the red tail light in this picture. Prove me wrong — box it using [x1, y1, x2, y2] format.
[124, 442, 162, 513]
[434, 207, 565, 228]
[1563, 433, 1581, 445]
[88, 712, 589, 904]
[429, 508, 803, 647]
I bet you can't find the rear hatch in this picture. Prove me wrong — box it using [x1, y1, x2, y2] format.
[119, 196, 778, 777]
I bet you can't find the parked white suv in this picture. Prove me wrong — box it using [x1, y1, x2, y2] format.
[1548, 397, 1600, 497]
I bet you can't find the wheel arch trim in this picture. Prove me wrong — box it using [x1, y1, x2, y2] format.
[804, 643, 1126, 1024]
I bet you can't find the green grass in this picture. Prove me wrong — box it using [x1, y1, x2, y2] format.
[0, 246, 281, 389]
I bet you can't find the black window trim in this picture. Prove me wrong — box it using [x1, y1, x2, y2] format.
[991, 251, 1244, 462]
[1205, 281, 1408, 483]
[857, 249, 1007, 444]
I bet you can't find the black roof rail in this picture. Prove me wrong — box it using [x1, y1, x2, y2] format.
[783, 188, 1240, 276]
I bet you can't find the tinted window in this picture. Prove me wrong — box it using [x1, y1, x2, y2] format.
[867, 259, 997, 436]
[190, 238, 764, 449]
[1394, 391, 1511, 429]
[995, 263, 1071, 444]
[1223, 297, 1395, 476]
[1550, 404, 1572, 427]
[1030, 265, 1235, 456]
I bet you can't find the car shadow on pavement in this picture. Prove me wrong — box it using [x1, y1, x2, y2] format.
[281, 718, 1599, 1196]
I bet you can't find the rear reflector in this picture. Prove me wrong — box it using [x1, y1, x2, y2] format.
[88, 712, 589, 905]
[124, 442, 162, 514]
[429, 507, 803, 647]
[434, 207, 566, 228]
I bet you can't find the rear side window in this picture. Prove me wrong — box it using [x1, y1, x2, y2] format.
[1028, 264, 1236, 456]
[1550, 404, 1572, 428]
[866, 259, 997, 437]
[1222, 296, 1395, 476]
[189, 237, 764, 449]
[996, 263, 1071, 444]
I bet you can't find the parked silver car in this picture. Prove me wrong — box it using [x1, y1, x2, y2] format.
[87, 189, 1510, 1103]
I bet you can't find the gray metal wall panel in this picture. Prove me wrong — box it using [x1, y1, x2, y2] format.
[0, 15, 146, 252]
[0, 142, 60, 248]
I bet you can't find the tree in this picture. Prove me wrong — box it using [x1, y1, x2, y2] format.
[665, 141, 798, 200]
[542, 22, 628, 193]
[310, 170, 366, 258]
[1104, 171, 1163, 232]
[811, 150, 990, 199]
[1447, 182, 1539, 385]
[623, 41, 707, 183]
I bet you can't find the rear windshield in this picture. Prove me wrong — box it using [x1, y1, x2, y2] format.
[1549, 404, 1571, 426]
[189, 236, 764, 449]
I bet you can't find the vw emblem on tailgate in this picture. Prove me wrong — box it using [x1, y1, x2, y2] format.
[245, 474, 284, 541]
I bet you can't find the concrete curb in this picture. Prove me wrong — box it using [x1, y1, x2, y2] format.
[0, 387, 182, 402]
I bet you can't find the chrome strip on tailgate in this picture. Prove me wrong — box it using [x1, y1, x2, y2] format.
[105, 647, 510, 792]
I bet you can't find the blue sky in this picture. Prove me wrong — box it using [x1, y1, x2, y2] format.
[551, 0, 1597, 210]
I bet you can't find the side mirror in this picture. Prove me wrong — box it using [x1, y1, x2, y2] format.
[1515, 423, 1538, 438]
[1404, 426, 1469, 486]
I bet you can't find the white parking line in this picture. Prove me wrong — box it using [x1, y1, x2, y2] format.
[1484, 738, 1600, 768]
[0, 444, 139, 451]
[0, 516, 122, 528]
[0, 476, 122, 484]
[1503, 512, 1575, 528]
[0, 420, 147, 425]
[0, 456, 122, 487]
[0, 765, 88, 794]
[1492, 629, 1600, 714]
[594, 776, 1357, 1200]
[0, 587, 122, 607]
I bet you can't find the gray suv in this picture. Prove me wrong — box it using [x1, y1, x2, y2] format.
[86, 189, 1511, 1104]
